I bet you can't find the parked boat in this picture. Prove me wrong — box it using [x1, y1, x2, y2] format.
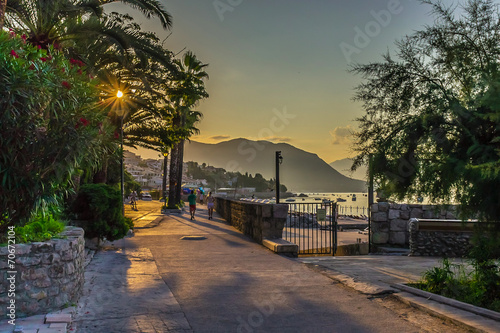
[337, 198, 347, 202]
[352, 194, 357, 201]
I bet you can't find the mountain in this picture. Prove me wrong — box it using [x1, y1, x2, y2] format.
[329, 158, 367, 181]
[183, 139, 366, 193]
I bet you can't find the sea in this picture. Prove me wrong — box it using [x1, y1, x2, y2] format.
[290, 192, 370, 217]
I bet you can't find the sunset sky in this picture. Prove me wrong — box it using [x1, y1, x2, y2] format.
[108, 0, 437, 163]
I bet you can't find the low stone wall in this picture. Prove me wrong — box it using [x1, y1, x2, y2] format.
[408, 219, 474, 257]
[371, 203, 457, 246]
[0, 227, 85, 318]
[214, 197, 288, 244]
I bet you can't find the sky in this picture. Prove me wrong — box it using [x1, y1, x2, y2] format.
[107, 0, 437, 163]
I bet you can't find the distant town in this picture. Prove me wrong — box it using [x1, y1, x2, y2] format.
[124, 150, 287, 197]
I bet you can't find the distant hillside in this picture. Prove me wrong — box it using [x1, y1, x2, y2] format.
[329, 158, 367, 181]
[184, 139, 366, 193]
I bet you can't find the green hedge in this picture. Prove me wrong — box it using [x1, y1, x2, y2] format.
[70, 184, 132, 241]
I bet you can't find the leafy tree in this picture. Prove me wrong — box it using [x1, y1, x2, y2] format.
[0, 31, 112, 226]
[352, 0, 500, 222]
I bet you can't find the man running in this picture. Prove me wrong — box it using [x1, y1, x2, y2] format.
[188, 190, 197, 220]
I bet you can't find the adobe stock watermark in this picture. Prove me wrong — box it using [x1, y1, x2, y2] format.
[213, 0, 243, 22]
[225, 106, 296, 173]
[340, 0, 403, 64]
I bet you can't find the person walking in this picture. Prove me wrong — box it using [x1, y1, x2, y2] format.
[188, 190, 197, 220]
[206, 192, 215, 219]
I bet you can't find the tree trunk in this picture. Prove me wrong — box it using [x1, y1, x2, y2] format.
[174, 139, 185, 205]
[162, 152, 168, 201]
[0, 0, 7, 30]
[168, 142, 179, 208]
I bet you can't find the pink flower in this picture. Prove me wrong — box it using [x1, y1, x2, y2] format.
[37, 45, 41, 49]
[62, 81, 71, 89]
[21, 34, 27, 40]
[114, 131, 119, 139]
[77, 69, 82, 75]
[40, 57, 47, 62]
[79, 118, 90, 126]
[29, 64, 35, 70]
[10, 50, 19, 58]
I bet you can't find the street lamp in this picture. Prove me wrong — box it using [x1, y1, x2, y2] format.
[116, 90, 125, 214]
[275, 151, 283, 203]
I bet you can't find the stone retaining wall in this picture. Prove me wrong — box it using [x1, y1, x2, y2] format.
[214, 197, 288, 244]
[371, 203, 458, 246]
[0, 227, 85, 318]
[408, 219, 473, 257]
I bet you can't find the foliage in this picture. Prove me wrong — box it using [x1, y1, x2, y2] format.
[351, 0, 500, 221]
[69, 184, 133, 241]
[416, 236, 500, 312]
[0, 30, 112, 227]
[14, 210, 65, 244]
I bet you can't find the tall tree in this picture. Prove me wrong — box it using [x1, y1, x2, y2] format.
[351, 0, 500, 221]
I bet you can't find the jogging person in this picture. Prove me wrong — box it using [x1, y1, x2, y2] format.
[188, 190, 197, 220]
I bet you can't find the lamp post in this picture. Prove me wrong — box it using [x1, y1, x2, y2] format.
[275, 151, 283, 203]
[116, 90, 125, 214]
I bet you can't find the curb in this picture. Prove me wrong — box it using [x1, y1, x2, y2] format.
[392, 283, 500, 322]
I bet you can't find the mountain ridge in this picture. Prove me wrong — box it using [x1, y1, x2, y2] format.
[184, 138, 366, 193]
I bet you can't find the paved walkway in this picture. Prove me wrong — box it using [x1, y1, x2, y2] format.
[73, 203, 491, 333]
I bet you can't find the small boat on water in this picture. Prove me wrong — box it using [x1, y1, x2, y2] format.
[285, 198, 295, 202]
[314, 198, 321, 201]
[352, 194, 357, 201]
[337, 198, 347, 202]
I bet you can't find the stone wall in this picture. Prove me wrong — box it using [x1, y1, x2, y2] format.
[371, 203, 457, 246]
[408, 219, 474, 257]
[214, 197, 288, 244]
[0, 227, 85, 318]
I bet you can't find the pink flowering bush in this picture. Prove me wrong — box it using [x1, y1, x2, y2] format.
[0, 30, 113, 227]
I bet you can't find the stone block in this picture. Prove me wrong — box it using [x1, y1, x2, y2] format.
[390, 231, 407, 245]
[33, 277, 52, 288]
[373, 222, 389, 232]
[30, 291, 47, 300]
[273, 204, 288, 218]
[388, 209, 400, 220]
[390, 219, 408, 232]
[400, 210, 410, 220]
[372, 212, 388, 222]
[410, 208, 423, 218]
[262, 204, 272, 218]
[17, 256, 41, 267]
[391, 204, 401, 210]
[45, 313, 72, 324]
[423, 210, 437, 219]
[371, 204, 379, 213]
[378, 202, 389, 212]
[372, 232, 389, 244]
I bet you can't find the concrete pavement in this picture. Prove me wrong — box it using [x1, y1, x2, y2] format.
[74, 202, 480, 332]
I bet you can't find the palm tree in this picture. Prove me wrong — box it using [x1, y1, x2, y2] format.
[167, 51, 209, 208]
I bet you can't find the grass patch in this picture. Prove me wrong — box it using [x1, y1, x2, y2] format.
[415, 258, 500, 313]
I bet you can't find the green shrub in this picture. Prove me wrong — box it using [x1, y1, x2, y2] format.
[70, 184, 133, 241]
[163, 199, 184, 210]
[15, 211, 65, 244]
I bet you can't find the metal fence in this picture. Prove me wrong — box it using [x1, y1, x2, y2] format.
[282, 202, 337, 255]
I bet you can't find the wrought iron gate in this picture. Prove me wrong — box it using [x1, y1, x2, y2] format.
[282, 201, 337, 255]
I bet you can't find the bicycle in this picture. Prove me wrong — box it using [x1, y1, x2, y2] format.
[130, 197, 138, 211]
